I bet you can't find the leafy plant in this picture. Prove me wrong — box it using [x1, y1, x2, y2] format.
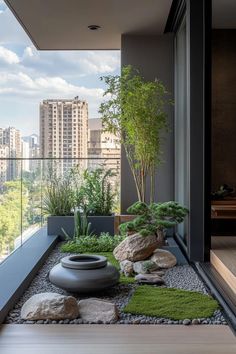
[61, 233, 125, 253]
[119, 201, 188, 244]
[79, 168, 117, 215]
[62, 210, 94, 240]
[42, 168, 74, 216]
[99, 65, 172, 203]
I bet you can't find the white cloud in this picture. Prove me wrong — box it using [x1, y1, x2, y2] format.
[20, 48, 120, 77]
[0, 45, 20, 64]
[23, 46, 34, 58]
[0, 71, 104, 119]
[76, 51, 120, 75]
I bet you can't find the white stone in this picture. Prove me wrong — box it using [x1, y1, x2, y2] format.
[151, 249, 177, 269]
[21, 293, 79, 320]
[120, 260, 134, 276]
[78, 298, 119, 323]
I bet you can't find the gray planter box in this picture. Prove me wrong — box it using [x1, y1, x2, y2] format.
[47, 215, 115, 238]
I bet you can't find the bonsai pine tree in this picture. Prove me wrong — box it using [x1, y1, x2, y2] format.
[119, 201, 188, 245]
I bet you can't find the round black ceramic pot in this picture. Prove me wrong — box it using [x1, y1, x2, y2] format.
[49, 254, 120, 293]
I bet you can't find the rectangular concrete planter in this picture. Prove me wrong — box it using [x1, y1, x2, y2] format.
[47, 215, 115, 238]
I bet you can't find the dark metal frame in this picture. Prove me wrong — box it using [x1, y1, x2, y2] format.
[165, 0, 212, 262]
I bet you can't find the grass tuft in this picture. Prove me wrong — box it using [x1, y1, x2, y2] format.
[123, 285, 219, 320]
[60, 234, 125, 253]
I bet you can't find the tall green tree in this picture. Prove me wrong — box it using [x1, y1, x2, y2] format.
[99, 65, 172, 203]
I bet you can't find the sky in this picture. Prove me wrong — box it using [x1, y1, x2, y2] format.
[0, 0, 120, 135]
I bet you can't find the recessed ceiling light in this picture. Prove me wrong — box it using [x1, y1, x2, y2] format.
[88, 25, 101, 31]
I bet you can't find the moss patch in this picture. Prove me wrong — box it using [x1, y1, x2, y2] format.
[123, 286, 219, 320]
[90, 252, 135, 284]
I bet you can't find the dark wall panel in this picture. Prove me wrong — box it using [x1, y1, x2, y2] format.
[120, 34, 174, 212]
[212, 29, 236, 192]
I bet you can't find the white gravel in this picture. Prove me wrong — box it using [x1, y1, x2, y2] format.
[5, 243, 227, 325]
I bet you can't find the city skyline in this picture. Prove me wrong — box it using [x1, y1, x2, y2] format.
[0, 0, 120, 136]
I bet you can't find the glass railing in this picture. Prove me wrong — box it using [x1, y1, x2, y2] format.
[0, 158, 120, 263]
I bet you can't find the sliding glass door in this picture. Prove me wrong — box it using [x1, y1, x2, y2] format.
[174, 16, 189, 245]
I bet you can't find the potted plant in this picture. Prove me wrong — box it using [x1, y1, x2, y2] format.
[77, 167, 118, 236]
[119, 201, 188, 246]
[43, 168, 75, 237]
[99, 65, 172, 203]
[44, 166, 118, 237]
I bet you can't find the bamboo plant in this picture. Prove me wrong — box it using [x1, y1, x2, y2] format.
[99, 65, 171, 203]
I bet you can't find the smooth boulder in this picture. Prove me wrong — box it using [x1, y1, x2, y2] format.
[151, 249, 177, 269]
[113, 233, 159, 262]
[78, 298, 118, 323]
[21, 293, 79, 320]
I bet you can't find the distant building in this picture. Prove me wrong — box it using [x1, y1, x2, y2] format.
[0, 127, 21, 180]
[21, 139, 30, 172]
[0, 145, 9, 187]
[88, 118, 120, 173]
[22, 134, 40, 172]
[40, 97, 88, 171]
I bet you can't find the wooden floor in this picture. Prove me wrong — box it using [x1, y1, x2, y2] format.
[211, 237, 236, 295]
[0, 325, 235, 354]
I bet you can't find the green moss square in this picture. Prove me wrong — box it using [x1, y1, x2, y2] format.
[123, 286, 219, 320]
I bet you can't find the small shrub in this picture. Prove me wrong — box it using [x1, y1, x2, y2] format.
[61, 233, 125, 253]
[62, 210, 94, 240]
[79, 168, 117, 216]
[42, 169, 74, 216]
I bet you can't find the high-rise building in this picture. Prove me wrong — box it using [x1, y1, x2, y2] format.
[88, 118, 120, 173]
[0, 127, 21, 180]
[0, 145, 9, 187]
[40, 98, 88, 162]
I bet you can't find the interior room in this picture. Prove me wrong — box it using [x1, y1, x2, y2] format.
[211, 2, 236, 296]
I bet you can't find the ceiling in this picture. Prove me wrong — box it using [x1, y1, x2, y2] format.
[5, 0, 173, 50]
[212, 0, 236, 28]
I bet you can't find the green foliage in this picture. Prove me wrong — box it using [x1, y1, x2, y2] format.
[120, 201, 188, 237]
[43, 166, 118, 217]
[61, 233, 125, 253]
[0, 180, 29, 254]
[79, 168, 117, 216]
[123, 286, 219, 320]
[62, 210, 94, 241]
[99, 65, 172, 203]
[42, 169, 74, 216]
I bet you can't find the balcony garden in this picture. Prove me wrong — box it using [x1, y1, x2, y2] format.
[1, 67, 226, 327]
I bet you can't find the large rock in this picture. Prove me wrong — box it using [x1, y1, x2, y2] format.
[113, 233, 159, 262]
[135, 273, 165, 285]
[120, 260, 134, 277]
[133, 260, 159, 274]
[150, 249, 177, 269]
[78, 298, 118, 323]
[21, 293, 79, 320]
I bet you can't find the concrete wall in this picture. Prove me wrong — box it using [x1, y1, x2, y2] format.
[120, 34, 174, 213]
[212, 29, 236, 192]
